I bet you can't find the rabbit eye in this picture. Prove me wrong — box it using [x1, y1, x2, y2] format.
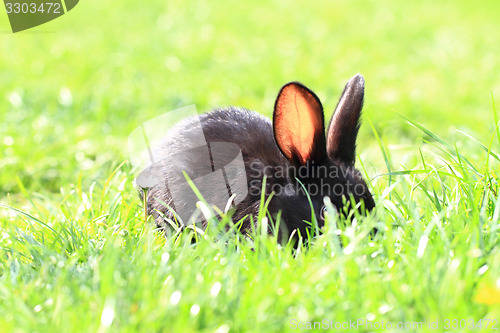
[320, 206, 327, 220]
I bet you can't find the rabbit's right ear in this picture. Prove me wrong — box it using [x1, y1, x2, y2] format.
[326, 74, 365, 165]
[273, 82, 326, 166]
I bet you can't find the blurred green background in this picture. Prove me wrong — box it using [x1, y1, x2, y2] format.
[1, 0, 500, 198]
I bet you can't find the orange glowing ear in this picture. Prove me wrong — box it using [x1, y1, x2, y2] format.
[273, 82, 326, 166]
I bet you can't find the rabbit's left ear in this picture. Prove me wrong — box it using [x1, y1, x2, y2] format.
[274, 82, 326, 166]
[327, 74, 365, 165]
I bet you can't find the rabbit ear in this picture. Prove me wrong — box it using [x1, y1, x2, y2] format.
[326, 74, 365, 165]
[273, 82, 326, 166]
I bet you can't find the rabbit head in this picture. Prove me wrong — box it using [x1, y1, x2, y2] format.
[265, 74, 374, 235]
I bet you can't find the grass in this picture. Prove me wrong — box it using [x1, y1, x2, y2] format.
[1, 0, 500, 332]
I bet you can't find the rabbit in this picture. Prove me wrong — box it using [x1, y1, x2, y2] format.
[138, 74, 375, 242]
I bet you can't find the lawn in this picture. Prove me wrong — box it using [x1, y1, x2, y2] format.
[1, 0, 500, 332]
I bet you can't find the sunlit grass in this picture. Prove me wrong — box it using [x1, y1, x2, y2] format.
[1, 116, 499, 332]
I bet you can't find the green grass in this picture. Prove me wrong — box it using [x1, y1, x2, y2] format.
[1, 0, 500, 332]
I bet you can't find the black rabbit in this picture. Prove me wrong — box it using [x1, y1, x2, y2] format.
[138, 74, 375, 241]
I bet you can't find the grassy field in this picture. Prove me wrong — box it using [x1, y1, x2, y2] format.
[1, 0, 500, 332]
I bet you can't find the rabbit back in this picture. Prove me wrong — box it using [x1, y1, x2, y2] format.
[146, 107, 286, 231]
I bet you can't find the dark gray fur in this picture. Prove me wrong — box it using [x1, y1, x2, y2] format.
[141, 75, 375, 242]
